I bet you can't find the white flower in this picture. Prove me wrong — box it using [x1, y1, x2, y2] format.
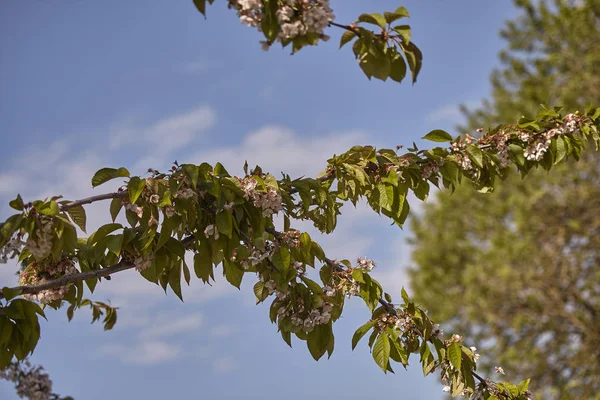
[164, 206, 175, 218]
[175, 188, 195, 199]
[204, 224, 219, 240]
[357, 256, 375, 271]
[451, 333, 463, 342]
[323, 285, 336, 297]
[495, 366, 505, 375]
[149, 194, 160, 203]
[442, 385, 451, 392]
[470, 346, 480, 363]
[524, 137, 551, 161]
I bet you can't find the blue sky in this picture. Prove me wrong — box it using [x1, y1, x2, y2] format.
[0, 1, 518, 399]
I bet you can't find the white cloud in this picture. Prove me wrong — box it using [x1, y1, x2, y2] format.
[101, 340, 181, 365]
[426, 101, 479, 124]
[109, 105, 216, 153]
[178, 60, 221, 74]
[139, 312, 203, 339]
[0, 173, 23, 196]
[188, 125, 367, 178]
[213, 356, 238, 373]
[210, 325, 236, 337]
[426, 104, 463, 123]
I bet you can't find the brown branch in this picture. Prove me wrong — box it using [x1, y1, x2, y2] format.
[328, 21, 359, 35]
[1, 234, 198, 300]
[60, 191, 127, 212]
[0, 261, 136, 300]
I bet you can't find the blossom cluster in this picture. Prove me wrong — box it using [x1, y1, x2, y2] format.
[421, 162, 440, 180]
[19, 258, 78, 304]
[448, 113, 583, 176]
[240, 177, 283, 217]
[522, 114, 579, 161]
[0, 236, 25, 263]
[267, 277, 334, 332]
[228, 0, 334, 50]
[325, 257, 377, 299]
[25, 216, 54, 260]
[0, 360, 54, 400]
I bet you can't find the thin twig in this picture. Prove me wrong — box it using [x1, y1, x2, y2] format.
[328, 21, 359, 35]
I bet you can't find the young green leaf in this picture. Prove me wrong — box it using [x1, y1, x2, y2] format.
[9, 194, 24, 211]
[67, 205, 87, 233]
[109, 197, 123, 222]
[358, 13, 387, 29]
[339, 30, 356, 49]
[91, 167, 130, 187]
[422, 129, 453, 142]
[466, 144, 484, 168]
[127, 176, 146, 204]
[352, 320, 376, 350]
[447, 342, 462, 371]
[392, 25, 411, 43]
[372, 332, 391, 372]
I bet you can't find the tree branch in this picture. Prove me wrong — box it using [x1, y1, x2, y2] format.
[0, 261, 136, 300]
[60, 191, 126, 212]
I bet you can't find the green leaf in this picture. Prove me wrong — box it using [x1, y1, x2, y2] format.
[447, 342, 462, 371]
[517, 378, 531, 393]
[168, 263, 183, 301]
[466, 144, 484, 168]
[352, 320, 376, 350]
[182, 164, 200, 188]
[372, 332, 391, 372]
[224, 261, 244, 289]
[194, 245, 213, 283]
[392, 25, 411, 43]
[554, 136, 567, 164]
[127, 177, 146, 204]
[9, 194, 24, 211]
[193, 0, 206, 16]
[1, 287, 22, 301]
[402, 42, 422, 83]
[91, 167, 130, 187]
[389, 53, 407, 83]
[67, 205, 87, 233]
[339, 30, 357, 48]
[216, 211, 233, 239]
[393, 6, 410, 18]
[253, 281, 268, 304]
[307, 324, 331, 361]
[109, 197, 123, 222]
[0, 318, 14, 346]
[384, 9, 409, 24]
[422, 129, 453, 142]
[358, 13, 387, 29]
[359, 49, 391, 81]
[351, 269, 365, 283]
[37, 200, 59, 216]
[377, 183, 394, 212]
[157, 217, 177, 251]
[509, 143, 525, 167]
[271, 247, 291, 272]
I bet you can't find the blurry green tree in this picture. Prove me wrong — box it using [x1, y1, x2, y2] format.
[409, 1, 600, 398]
